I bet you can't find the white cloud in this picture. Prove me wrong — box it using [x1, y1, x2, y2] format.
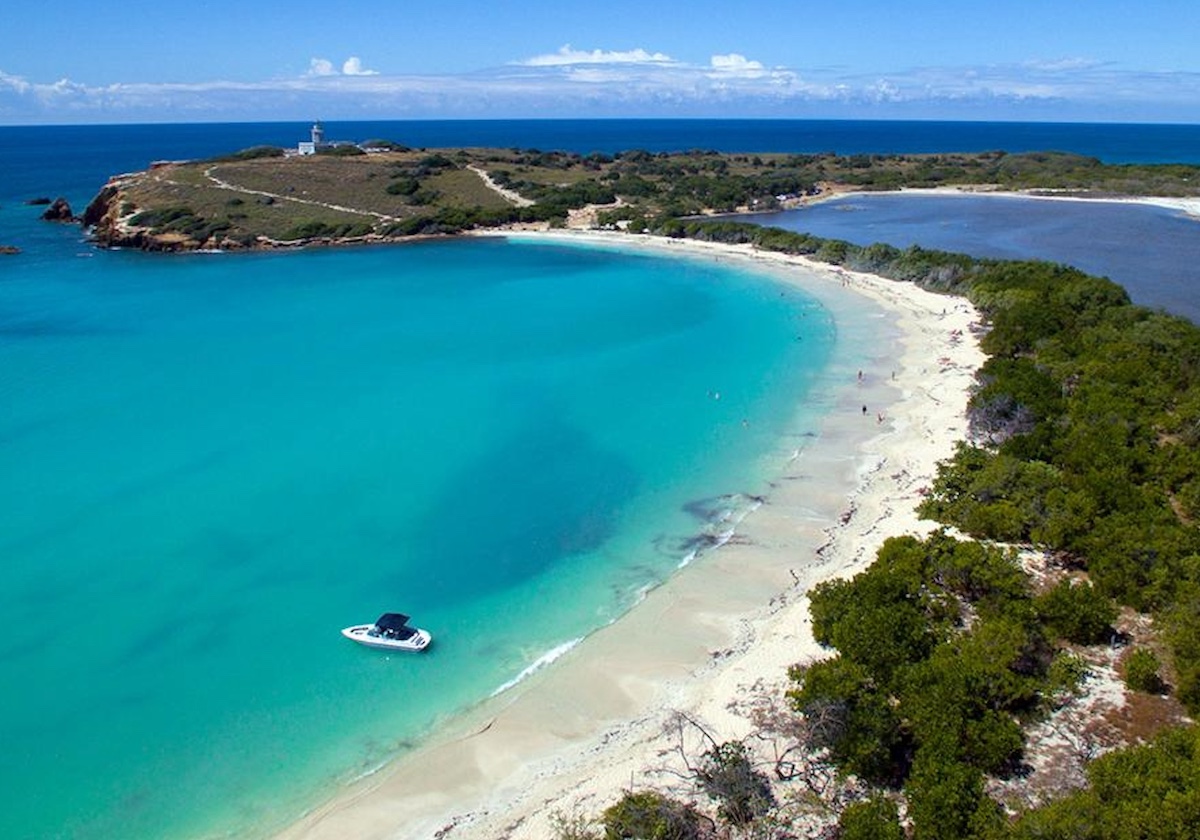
[0, 69, 32, 94]
[306, 56, 378, 77]
[341, 57, 378, 76]
[521, 45, 675, 67]
[866, 79, 902, 102]
[2, 51, 1199, 123]
[1023, 57, 1104, 73]
[307, 58, 335, 77]
[709, 54, 766, 76]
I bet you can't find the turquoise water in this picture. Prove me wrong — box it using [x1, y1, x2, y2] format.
[5, 117, 1196, 840]
[0, 235, 838, 839]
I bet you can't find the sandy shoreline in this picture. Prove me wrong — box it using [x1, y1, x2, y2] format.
[273, 231, 985, 840]
[824, 184, 1200, 220]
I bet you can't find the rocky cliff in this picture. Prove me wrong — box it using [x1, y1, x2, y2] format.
[81, 178, 249, 252]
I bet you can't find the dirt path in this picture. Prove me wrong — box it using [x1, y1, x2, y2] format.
[198, 167, 398, 221]
[467, 165, 535, 207]
[155, 162, 535, 224]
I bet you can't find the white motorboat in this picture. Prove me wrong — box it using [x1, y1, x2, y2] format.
[341, 613, 432, 652]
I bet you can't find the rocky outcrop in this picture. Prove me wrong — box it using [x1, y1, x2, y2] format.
[82, 180, 255, 252]
[82, 183, 121, 231]
[83, 182, 154, 248]
[82, 181, 172, 249]
[0, 245, 20, 255]
[40, 197, 76, 222]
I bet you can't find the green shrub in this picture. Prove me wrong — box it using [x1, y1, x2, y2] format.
[417, 153, 457, 172]
[411, 188, 441, 205]
[1124, 647, 1164, 693]
[815, 239, 850, 264]
[550, 811, 602, 840]
[361, 139, 409, 151]
[905, 745, 1003, 840]
[129, 205, 195, 228]
[600, 790, 709, 840]
[206, 145, 284, 162]
[279, 220, 374, 241]
[1045, 650, 1089, 704]
[837, 796, 904, 840]
[789, 657, 912, 787]
[1035, 579, 1117, 645]
[1009, 725, 1200, 838]
[386, 177, 420, 196]
[316, 144, 365, 157]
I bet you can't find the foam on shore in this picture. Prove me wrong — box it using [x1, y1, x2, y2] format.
[272, 231, 985, 840]
[490, 638, 585, 698]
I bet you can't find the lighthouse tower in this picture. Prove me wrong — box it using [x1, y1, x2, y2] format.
[297, 121, 327, 156]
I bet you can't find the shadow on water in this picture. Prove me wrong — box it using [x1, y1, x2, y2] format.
[0, 311, 115, 339]
[391, 416, 640, 605]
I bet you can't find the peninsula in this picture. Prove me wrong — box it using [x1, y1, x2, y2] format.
[82, 144, 1200, 251]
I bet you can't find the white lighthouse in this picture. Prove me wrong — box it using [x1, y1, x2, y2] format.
[297, 121, 327, 156]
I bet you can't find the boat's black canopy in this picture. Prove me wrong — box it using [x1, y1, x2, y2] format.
[375, 613, 412, 631]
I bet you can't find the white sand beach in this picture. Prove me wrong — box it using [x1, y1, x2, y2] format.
[274, 232, 986, 840]
[857, 185, 1200, 221]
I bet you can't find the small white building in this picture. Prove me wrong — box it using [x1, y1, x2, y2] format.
[297, 121, 327, 156]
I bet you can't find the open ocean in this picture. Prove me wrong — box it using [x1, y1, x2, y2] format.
[1, 119, 1198, 840]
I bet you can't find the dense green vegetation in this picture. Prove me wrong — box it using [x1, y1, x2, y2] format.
[126, 204, 239, 245]
[792, 532, 1053, 837]
[838, 796, 906, 840]
[1005, 725, 1200, 838]
[203, 144, 286, 163]
[599, 791, 710, 840]
[278, 219, 374, 241]
[1124, 647, 1165, 693]
[315, 144, 366, 157]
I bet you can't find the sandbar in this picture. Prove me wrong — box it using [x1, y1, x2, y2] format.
[843, 185, 1200, 221]
[272, 231, 985, 840]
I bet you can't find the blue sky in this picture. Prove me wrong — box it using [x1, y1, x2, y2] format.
[2, 0, 1198, 124]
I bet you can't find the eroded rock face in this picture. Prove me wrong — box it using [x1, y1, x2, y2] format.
[82, 182, 161, 248]
[82, 184, 120, 231]
[40, 197, 76, 222]
[81, 181, 239, 251]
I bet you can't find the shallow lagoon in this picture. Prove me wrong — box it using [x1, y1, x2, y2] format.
[741, 193, 1200, 324]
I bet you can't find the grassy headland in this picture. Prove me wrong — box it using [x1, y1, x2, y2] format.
[82, 145, 1200, 251]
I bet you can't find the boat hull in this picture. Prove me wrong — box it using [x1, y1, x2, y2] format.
[341, 624, 432, 652]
